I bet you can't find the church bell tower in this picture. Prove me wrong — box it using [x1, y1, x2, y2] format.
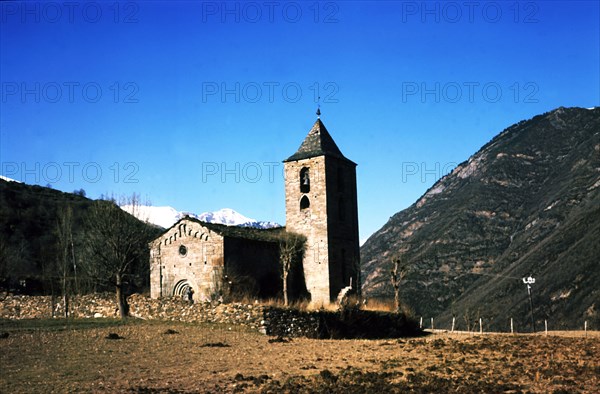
[283, 111, 360, 305]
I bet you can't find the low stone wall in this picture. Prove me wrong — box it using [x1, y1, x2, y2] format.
[263, 307, 422, 339]
[262, 306, 321, 337]
[0, 293, 266, 331]
[1, 294, 421, 339]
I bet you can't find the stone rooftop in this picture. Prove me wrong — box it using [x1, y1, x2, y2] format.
[284, 119, 355, 164]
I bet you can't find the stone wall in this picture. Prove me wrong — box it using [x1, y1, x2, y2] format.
[0, 294, 265, 331]
[262, 306, 322, 338]
[150, 220, 225, 301]
[284, 156, 361, 305]
[285, 156, 332, 305]
[223, 237, 281, 299]
[324, 157, 361, 300]
[262, 307, 421, 339]
[0, 295, 420, 339]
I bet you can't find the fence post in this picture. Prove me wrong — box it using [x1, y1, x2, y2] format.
[510, 318, 514, 334]
[479, 317, 482, 334]
[545, 320, 548, 336]
[420, 316, 423, 329]
[585, 321, 588, 337]
[431, 317, 434, 332]
[451, 316, 455, 333]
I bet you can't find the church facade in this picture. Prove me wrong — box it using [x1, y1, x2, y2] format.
[149, 114, 360, 305]
[149, 219, 284, 301]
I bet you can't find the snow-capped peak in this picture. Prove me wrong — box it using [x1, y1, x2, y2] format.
[196, 208, 281, 229]
[196, 208, 255, 226]
[120, 205, 281, 230]
[0, 175, 21, 183]
[120, 205, 187, 228]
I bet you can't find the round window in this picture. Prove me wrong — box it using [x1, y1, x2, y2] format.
[179, 245, 187, 256]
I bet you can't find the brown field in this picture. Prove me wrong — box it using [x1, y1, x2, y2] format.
[0, 319, 598, 393]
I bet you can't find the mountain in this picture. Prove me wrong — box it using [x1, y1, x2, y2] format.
[0, 179, 160, 294]
[120, 206, 281, 230]
[360, 107, 600, 331]
[197, 208, 255, 226]
[119, 205, 187, 229]
[197, 208, 281, 229]
[0, 175, 21, 183]
[0, 179, 93, 288]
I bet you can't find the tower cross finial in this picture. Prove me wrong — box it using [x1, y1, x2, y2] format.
[316, 96, 321, 118]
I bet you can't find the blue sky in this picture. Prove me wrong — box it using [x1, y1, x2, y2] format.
[1, 0, 599, 242]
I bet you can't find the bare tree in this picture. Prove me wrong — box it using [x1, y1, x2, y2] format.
[0, 233, 12, 290]
[0, 233, 14, 299]
[55, 206, 74, 318]
[82, 194, 155, 318]
[278, 232, 306, 306]
[390, 252, 409, 313]
[0, 235, 29, 299]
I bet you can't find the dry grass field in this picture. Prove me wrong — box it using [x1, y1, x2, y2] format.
[1, 319, 598, 393]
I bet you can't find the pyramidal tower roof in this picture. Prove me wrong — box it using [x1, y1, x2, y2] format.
[285, 118, 355, 164]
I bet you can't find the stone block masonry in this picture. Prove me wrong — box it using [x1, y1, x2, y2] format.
[0, 294, 266, 331]
[284, 156, 332, 304]
[150, 220, 226, 301]
[150, 218, 283, 302]
[147, 115, 361, 309]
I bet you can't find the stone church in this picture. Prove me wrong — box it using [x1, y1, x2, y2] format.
[149, 113, 360, 306]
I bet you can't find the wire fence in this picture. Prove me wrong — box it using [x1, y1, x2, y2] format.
[419, 316, 598, 337]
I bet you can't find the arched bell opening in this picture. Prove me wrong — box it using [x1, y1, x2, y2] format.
[300, 195, 310, 210]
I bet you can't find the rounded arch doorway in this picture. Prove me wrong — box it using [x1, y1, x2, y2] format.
[173, 279, 192, 298]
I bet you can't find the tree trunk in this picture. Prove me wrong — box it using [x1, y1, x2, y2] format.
[63, 293, 69, 318]
[115, 274, 129, 318]
[391, 258, 403, 314]
[62, 272, 69, 318]
[51, 294, 57, 318]
[283, 270, 289, 306]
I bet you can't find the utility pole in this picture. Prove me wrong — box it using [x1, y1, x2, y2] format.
[523, 276, 536, 333]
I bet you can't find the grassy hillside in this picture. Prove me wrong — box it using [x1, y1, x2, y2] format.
[0, 180, 159, 294]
